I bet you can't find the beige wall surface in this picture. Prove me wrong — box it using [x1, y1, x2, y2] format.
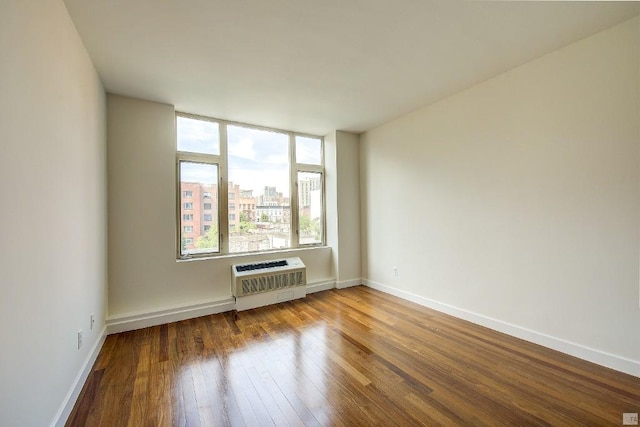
[361, 18, 639, 365]
[336, 131, 362, 285]
[107, 95, 334, 317]
[0, 1, 107, 425]
[325, 131, 362, 287]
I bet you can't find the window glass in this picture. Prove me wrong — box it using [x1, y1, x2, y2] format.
[295, 136, 322, 165]
[227, 125, 290, 253]
[298, 171, 323, 245]
[177, 116, 220, 155]
[179, 161, 219, 255]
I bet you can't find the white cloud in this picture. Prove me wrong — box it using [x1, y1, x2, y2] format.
[228, 138, 256, 160]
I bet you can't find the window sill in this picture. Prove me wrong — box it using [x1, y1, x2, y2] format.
[176, 245, 330, 263]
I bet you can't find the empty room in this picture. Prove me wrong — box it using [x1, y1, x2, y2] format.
[1, 0, 639, 426]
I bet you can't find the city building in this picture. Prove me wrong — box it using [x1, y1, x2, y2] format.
[179, 182, 217, 251]
[299, 175, 321, 207]
[180, 181, 290, 252]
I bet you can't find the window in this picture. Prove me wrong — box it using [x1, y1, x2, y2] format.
[177, 115, 221, 257]
[295, 136, 323, 246]
[298, 171, 323, 245]
[176, 113, 324, 258]
[295, 136, 323, 165]
[227, 124, 292, 253]
[177, 116, 220, 155]
[179, 163, 219, 256]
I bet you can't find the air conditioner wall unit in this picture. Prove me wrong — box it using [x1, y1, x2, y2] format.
[231, 257, 306, 311]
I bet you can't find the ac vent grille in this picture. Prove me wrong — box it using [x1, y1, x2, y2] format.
[236, 260, 288, 272]
[231, 257, 306, 298]
[241, 271, 305, 294]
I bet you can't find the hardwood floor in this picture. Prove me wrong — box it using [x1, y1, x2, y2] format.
[67, 286, 639, 426]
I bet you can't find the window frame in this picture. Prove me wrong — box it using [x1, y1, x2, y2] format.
[177, 159, 222, 257]
[176, 113, 225, 259]
[293, 136, 325, 248]
[176, 112, 325, 260]
[295, 169, 325, 247]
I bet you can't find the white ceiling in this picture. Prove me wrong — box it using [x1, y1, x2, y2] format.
[63, 1, 638, 135]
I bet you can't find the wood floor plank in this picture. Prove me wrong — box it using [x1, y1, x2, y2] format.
[67, 286, 640, 426]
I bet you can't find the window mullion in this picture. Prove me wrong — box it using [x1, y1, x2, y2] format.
[176, 159, 183, 259]
[295, 164, 323, 173]
[177, 152, 221, 164]
[219, 121, 229, 254]
[289, 133, 299, 249]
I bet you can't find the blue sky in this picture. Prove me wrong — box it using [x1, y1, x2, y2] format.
[227, 125, 289, 197]
[177, 116, 321, 197]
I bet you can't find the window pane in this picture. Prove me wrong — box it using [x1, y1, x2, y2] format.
[177, 116, 220, 155]
[179, 161, 219, 256]
[227, 125, 290, 253]
[295, 136, 322, 165]
[298, 171, 323, 245]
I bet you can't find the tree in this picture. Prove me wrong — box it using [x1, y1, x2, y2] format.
[196, 225, 218, 249]
[237, 212, 256, 233]
[311, 217, 321, 239]
[299, 215, 321, 239]
[299, 214, 312, 233]
[260, 213, 269, 222]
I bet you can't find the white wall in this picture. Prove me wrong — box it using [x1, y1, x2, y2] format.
[0, 1, 107, 426]
[361, 17, 639, 373]
[325, 131, 339, 281]
[107, 95, 334, 319]
[326, 131, 362, 287]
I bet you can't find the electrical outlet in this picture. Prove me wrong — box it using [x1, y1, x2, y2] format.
[90, 314, 95, 330]
[393, 266, 399, 277]
[77, 330, 83, 350]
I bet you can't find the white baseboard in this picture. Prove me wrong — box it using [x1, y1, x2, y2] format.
[307, 280, 336, 294]
[307, 278, 361, 292]
[51, 326, 107, 427]
[337, 278, 362, 289]
[107, 279, 346, 334]
[363, 279, 640, 378]
[106, 297, 236, 334]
